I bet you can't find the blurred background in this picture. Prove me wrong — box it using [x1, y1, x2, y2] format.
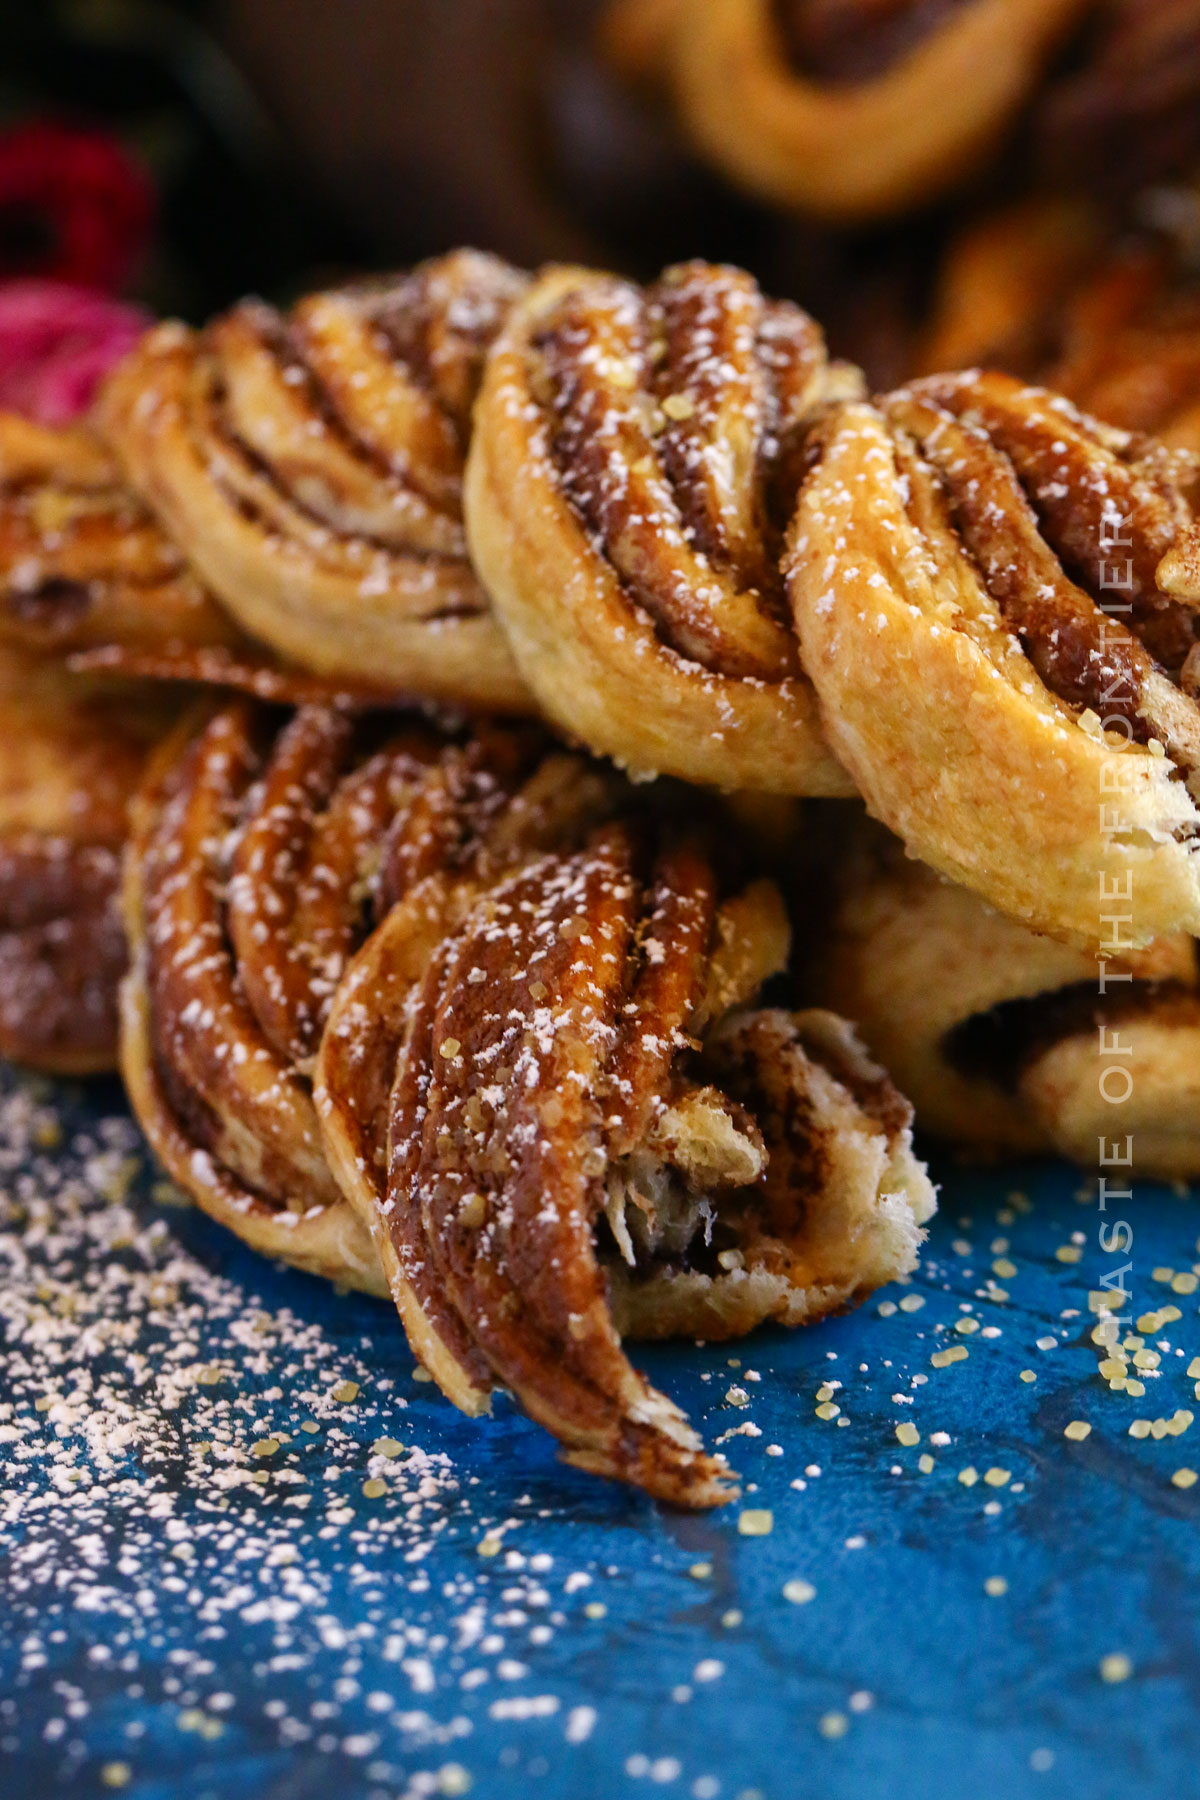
[2, 0, 1199, 393]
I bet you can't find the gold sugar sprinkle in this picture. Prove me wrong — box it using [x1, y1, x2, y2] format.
[439, 1038, 461, 1060]
[1099, 1653, 1133, 1684]
[1019, 1370, 1036, 1383]
[331, 1380, 360, 1403]
[931, 1346, 969, 1368]
[661, 392, 697, 420]
[1172, 1468, 1198, 1489]
[738, 1509, 774, 1537]
[362, 1478, 387, 1499]
[958, 1466, 979, 1487]
[983, 1468, 1011, 1488]
[783, 1578, 816, 1605]
[895, 1423, 920, 1447]
[818, 1712, 849, 1740]
[984, 1577, 1008, 1597]
[251, 1438, 279, 1459]
[1064, 1421, 1091, 1442]
[374, 1438, 404, 1459]
[899, 1295, 925, 1313]
[918, 1454, 935, 1474]
[477, 1536, 502, 1557]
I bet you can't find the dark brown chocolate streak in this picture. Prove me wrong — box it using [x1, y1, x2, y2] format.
[943, 977, 1200, 1093]
[910, 376, 1200, 669]
[895, 403, 1158, 731]
[772, 0, 970, 83]
[210, 309, 471, 550]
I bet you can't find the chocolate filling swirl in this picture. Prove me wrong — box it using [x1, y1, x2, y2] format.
[532, 260, 850, 682]
[882, 371, 1200, 771]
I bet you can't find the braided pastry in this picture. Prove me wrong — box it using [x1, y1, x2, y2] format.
[317, 792, 934, 1506]
[120, 701, 504, 1293]
[96, 252, 531, 711]
[0, 647, 172, 1073]
[815, 818, 1200, 1175]
[788, 368, 1200, 947]
[0, 411, 374, 703]
[600, 0, 1090, 219]
[465, 258, 856, 794]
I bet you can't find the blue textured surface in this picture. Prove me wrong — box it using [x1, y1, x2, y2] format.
[2, 1072, 1199, 1800]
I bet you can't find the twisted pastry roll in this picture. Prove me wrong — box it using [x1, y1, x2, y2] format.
[0, 412, 373, 703]
[815, 819, 1200, 1176]
[96, 251, 531, 711]
[120, 701, 521, 1292]
[317, 793, 934, 1506]
[789, 368, 1200, 947]
[599, 0, 1089, 219]
[465, 258, 856, 794]
[921, 197, 1200, 452]
[0, 647, 172, 1073]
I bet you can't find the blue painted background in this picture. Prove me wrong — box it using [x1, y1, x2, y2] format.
[1, 1073, 1198, 1800]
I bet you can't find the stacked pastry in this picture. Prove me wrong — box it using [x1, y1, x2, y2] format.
[10, 234, 1200, 1504]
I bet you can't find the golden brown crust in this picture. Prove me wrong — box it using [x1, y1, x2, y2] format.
[0, 411, 394, 704]
[465, 259, 855, 794]
[122, 701, 601, 1292]
[788, 368, 1200, 948]
[317, 789, 934, 1506]
[814, 816, 1200, 1176]
[601, 0, 1089, 219]
[96, 253, 532, 711]
[120, 701, 491, 1292]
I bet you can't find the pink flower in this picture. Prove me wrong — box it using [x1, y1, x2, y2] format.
[0, 281, 147, 424]
[0, 122, 155, 293]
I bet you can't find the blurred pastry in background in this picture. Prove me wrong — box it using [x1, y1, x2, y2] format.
[920, 189, 1200, 450]
[599, 0, 1089, 219]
